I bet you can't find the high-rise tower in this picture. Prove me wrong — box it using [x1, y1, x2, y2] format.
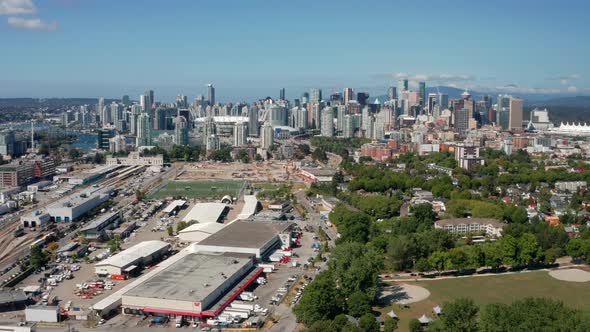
[207, 84, 215, 106]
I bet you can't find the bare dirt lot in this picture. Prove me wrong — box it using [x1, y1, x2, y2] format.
[549, 268, 590, 282]
[178, 161, 294, 183]
[380, 284, 431, 305]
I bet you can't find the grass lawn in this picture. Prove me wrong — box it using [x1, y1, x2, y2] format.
[252, 182, 277, 191]
[378, 270, 590, 332]
[149, 180, 245, 199]
[252, 182, 292, 200]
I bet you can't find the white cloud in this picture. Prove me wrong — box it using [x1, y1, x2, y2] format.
[394, 73, 476, 82]
[0, 0, 36, 15]
[548, 74, 581, 86]
[567, 86, 578, 93]
[7, 16, 57, 31]
[492, 85, 561, 94]
[560, 74, 580, 80]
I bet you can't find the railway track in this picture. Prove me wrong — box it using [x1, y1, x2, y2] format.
[0, 165, 163, 273]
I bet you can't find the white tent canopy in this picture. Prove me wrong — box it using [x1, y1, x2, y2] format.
[418, 314, 432, 324]
[387, 310, 398, 319]
[433, 305, 442, 315]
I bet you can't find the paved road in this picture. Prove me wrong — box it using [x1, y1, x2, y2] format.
[294, 191, 338, 246]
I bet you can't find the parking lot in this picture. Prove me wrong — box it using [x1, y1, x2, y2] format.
[84, 218, 323, 331]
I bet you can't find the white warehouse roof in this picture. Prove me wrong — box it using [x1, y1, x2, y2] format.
[46, 186, 112, 210]
[182, 203, 228, 224]
[177, 222, 226, 243]
[238, 195, 259, 220]
[95, 240, 169, 269]
[163, 200, 186, 214]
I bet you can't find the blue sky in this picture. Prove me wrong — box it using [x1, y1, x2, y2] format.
[0, 0, 589, 102]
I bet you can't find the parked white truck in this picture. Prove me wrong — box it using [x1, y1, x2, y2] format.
[238, 292, 258, 302]
[230, 300, 255, 311]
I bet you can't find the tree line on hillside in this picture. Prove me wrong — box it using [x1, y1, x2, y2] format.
[328, 201, 587, 274]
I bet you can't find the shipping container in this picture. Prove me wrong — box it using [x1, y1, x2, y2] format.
[230, 301, 255, 311]
[110, 274, 127, 280]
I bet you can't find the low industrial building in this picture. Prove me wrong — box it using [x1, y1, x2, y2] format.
[91, 219, 293, 319]
[299, 168, 337, 183]
[162, 200, 186, 216]
[0, 290, 28, 312]
[121, 252, 259, 320]
[0, 322, 36, 332]
[95, 240, 170, 277]
[45, 186, 113, 222]
[268, 200, 290, 212]
[26, 180, 53, 193]
[182, 203, 229, 224]
[248, 210, 286, 222]
[434, 218, 504, 237]
[0, 187, 20, 204]
[66, 165, 121, 186]
[56, 242, 87, 258]
[111, 221, 137, 239]
[193, 220, 294, 258]
[106, 152, 164, 166]
[237, 195, 261, 220]
[25, 305, 59, 323]
[177, 222, 226, 243]
[79, 211, 122, 241]
[21, 210, 51, 228]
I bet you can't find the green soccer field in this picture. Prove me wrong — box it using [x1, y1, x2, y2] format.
[378, 270, 590, 332]
[149, 180, 245, 199]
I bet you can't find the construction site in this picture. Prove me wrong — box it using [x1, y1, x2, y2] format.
[177, 161, 296, 183]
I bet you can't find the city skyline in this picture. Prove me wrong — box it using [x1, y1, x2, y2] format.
[0, 0, 589, 101]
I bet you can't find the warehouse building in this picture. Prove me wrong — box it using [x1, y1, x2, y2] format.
[106, 152, 164, 166]
[182, 203, 229, 224]
[46, 186, 113, 222]
[92, 220, 292, 318]
[0, 290, 29, 312]
[79, 211, 122, 241]
[21, 210, 51, 228]
[95, 240, 170, 277]
[162, 199, 187, 216]
[299, 167, 337, 183]
[193, 220, 295, 258]
[111, 221, 137, 239]
[177, 222, 226, 243]
[121, 252, 259, 319]
[56, 242, 87, 258]
[25, 305, 59, 323]
[237, 195, 261, 220]
[26, 180, 53, 193]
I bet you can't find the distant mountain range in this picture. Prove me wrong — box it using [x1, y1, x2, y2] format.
[372, 86, 590, 124]
[529, 96, 590, 108]
[374, 86, 590, 105]
[0, 98, 116, 108]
